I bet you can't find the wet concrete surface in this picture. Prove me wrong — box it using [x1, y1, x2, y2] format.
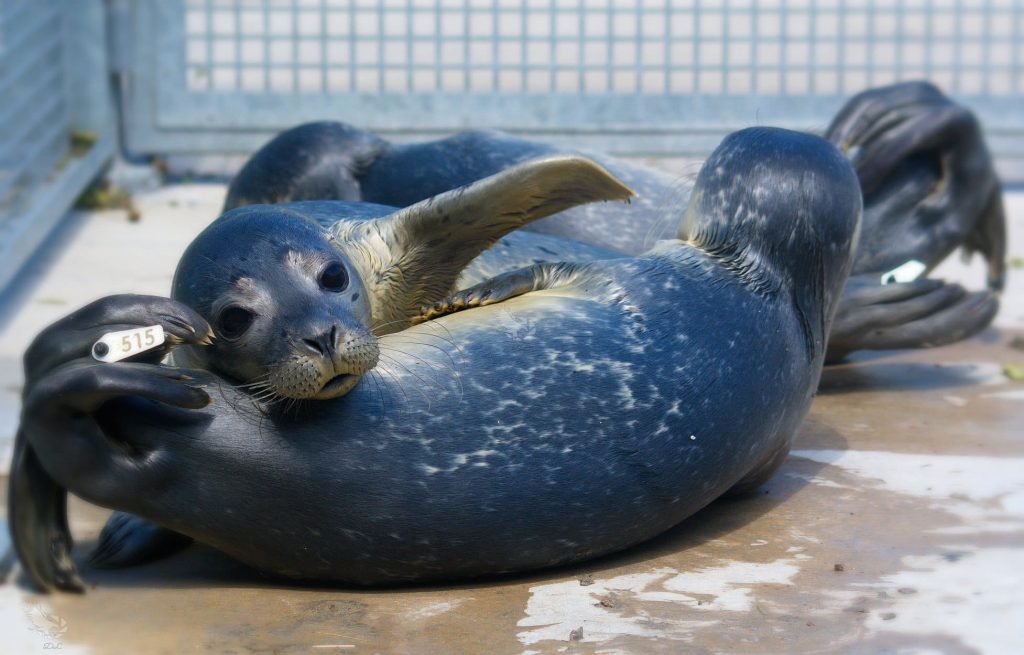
[3, 335, 1024, 653]
[1, 185, 1022, 653]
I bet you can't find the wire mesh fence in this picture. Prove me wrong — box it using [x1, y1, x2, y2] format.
[0, 1, 72, 215]
[2, 0, 1023, 294]
[116, 0, 1023, 174]
[0, 0, 115, 292]
[180, 0, 1023, 99]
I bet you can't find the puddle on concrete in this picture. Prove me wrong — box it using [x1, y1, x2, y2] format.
[514, 448, 1023, 653]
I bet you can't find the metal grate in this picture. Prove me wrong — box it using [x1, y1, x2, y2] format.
[0, 1, 70, 214]
[0, 0, 115, 292]
[122, 0, 1023, 171]
[181, 0, 1024, 97]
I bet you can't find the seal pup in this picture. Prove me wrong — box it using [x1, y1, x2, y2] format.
[223, 83, 1002, 359]
[10, 155, 634, 589]
[174, 155, 633, 401]
[18, 127, 862, 590]
[226, 82, 1004, 290]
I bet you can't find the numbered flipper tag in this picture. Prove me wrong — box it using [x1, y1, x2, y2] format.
[881, 260, 927, 285]
[92, 325, 166, 363]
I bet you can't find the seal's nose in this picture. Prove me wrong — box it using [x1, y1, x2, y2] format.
[300, 325, 339, 358]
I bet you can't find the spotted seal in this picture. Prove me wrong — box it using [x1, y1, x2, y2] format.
[225, 82, 1003, 361]
[173, 155, 631, 401]
[16, 127, 860, 590]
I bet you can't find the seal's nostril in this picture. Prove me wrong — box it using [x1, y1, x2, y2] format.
[302, 338, 325, 356]
[301, 327, 339, 357]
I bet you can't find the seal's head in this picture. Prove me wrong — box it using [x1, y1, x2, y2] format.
[174, 208, 378, 400]
[177, 156, 634, 402]
[223, 121, 385, 212]
[681, 127, 862, 359]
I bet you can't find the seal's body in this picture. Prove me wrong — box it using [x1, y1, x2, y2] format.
[18, 128, 861, 588]
[138, 243, 822, 583]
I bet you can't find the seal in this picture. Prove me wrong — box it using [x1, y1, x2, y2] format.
[13, 155, 635, 586]
[224, 82, 1003, 360]
[17, 127, 861, 590]
[173, 155, 632, 402]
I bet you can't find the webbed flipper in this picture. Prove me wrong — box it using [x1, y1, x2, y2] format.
[333, 156, 633, 333]
[826, 274, 999, 363]
[9, 431, 84, 592]
[826, 81, 1006, 293]
[11, 295, 213, 593]
[90, 513, 193, 569]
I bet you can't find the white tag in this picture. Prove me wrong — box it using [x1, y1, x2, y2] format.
[881, 260, 927, 285]
[92, 325, 166, 363]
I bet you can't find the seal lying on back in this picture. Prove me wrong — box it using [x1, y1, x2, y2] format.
[173, 155, 632, 401]
[10, 156, 634, 588]
[225, 82, 1002, 360]
[18, 127, 860, 590]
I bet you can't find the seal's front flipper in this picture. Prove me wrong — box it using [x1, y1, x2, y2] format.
[24, 294, 214, 386]
[90, 513, 193, 569]
[333, 155, 634, 333]
[8, 431, 84, 593]
[826, 274, 999, 363]
[413, 262, 582, 324]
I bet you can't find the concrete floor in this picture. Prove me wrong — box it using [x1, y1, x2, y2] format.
[0, 185, 1022, 653]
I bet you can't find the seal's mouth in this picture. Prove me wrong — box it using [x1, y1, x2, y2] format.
[313, 372, 360, 400]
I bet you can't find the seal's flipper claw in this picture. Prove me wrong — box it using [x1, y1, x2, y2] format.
[90, 513, 193, 569]
[962, 188, 1007, 292]
[8, 433, 84, 593]
[335, 155, 633, 333]
[413, 262, 582, 324]
[29, 362, 212, 416]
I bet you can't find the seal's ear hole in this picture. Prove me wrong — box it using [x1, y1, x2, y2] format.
[319, 261, 349, 292]
[217, 306, 256, 340]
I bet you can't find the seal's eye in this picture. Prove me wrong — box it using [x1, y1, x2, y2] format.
[320, 261, 349, 292]
[217, 306, 255, 340]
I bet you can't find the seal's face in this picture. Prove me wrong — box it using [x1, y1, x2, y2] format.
[173, 209, 379, 401]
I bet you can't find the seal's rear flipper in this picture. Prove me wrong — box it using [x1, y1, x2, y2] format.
[333, 155, 634, 333]
[825, 81, 1006, 296]
[8, 433, 84, 593]
[825, 274, 999, 363]
[90, 513, 193, 569]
